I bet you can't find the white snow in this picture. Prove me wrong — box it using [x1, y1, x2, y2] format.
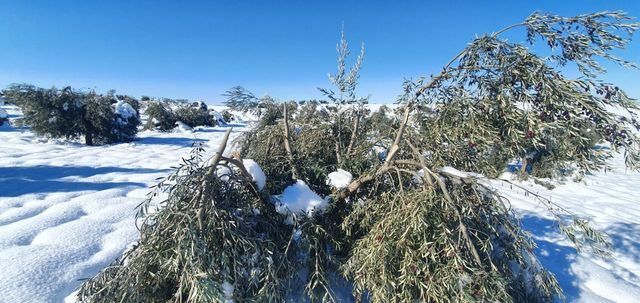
[242, 159, 266, 190]
[0, 104, 245, 303]
[439, 166, 472, 179]
[210, 109, 227, 125]
[0, 108, 7, 119]
[413, 169, 426, 185]
[174, 121, 193, 132]
[2, 102, 640, 302]
[216, 165, 232, 181]
[277, 180, 329, 219]
[221, 280, 234, 303]
[437, 166, 483, 184]
[113, 100, 136, 119]
[491, 155, 640, 302]
[326, 169, 353, 189]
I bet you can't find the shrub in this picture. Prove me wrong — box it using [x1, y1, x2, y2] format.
[144, 100, 217, 131]
[4, 84, 140, 145]
[174, 102, 216, 128]
[221, 110, 234, 123]
[109, 96, 141, 143]
[143, 100, 177, 131]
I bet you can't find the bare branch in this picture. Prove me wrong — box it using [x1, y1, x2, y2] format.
[283, 103, 300, 180]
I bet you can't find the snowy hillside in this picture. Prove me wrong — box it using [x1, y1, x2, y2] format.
[1, 103, 639, 302]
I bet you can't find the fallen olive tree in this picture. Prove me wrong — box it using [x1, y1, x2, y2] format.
[78, 11, 639, 303]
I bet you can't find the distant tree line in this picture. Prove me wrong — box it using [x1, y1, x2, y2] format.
[1, 84, 249, 143]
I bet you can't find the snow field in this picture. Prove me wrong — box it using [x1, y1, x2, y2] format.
[1, 103, 640, 302]
[0, 105, 245, 302]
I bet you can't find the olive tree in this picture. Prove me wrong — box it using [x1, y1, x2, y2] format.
[78, 11, 639, 303]
[4, 84, 140, 145]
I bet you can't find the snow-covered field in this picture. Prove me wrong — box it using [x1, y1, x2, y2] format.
[1, 104, 639, 302]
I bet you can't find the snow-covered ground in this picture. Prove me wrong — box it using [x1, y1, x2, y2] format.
[496, 156, 640, 303]
[1, 103, 639, 302]
[0, 105, 246, 302]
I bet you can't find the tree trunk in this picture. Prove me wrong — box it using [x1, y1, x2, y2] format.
[346, 113, 360, 156]
[85, 132, 93, 146]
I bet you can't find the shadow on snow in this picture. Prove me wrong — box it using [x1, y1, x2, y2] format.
[0, 165, 167, 197]
[133, 136, 208, 147]
[519, 214, 582, 302]
[519, 214, 640, 302]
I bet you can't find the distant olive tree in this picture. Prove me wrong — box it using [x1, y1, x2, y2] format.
[144, 100, 217, 131]
[144, 100, 177, 131]
[174, 101, 216, 128]
[222, 86, 258, 112]
[4, 84, 140, 145]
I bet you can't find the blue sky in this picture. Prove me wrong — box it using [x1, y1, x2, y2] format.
[0, 0, 638, 103]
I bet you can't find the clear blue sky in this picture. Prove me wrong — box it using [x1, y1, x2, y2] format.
[0, 0, 638, 103]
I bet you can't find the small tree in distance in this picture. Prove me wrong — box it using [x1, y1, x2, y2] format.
[222, 86, 259, 113]
[143, 100, 177, 131]
[4, 84, 140, 145]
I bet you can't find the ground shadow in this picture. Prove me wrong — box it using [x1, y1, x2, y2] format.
[218, 123, 247, 128]
[192, 128, 229, 133]
[0, 124, 29, 132]
[0, 165, 167, 197]
[133, 137, 208, 147]
[605, 222, 640, 264]
[519, 214, 582, 302]
[193, 125, 246, 132]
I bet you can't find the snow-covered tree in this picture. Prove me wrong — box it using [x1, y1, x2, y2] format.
[4, 84, 141, 145]
[174, 101, 216, 128]
[143, 100, 177, 131]
[145, 100, 218, 131]
[78, 11, 639, 303]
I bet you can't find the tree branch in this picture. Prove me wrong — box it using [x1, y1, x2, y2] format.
[346, 111, 361, 156]
[384, 105, 412, 164]
[198, 127, 233, 230]
[283, 103, 301, 180]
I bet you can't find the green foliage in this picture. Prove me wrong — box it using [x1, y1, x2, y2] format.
[5, 84, 83, 139]
[144, 100, 177, 131]
[223, 86, 259, 113]
[318, 29, 367, 106]
[145, 100, 217, 131]
[342, 187, 559, 303]
[174, 102, 216, 128]
[411, 11, 640, 178]
[77, 144, 294, 303]
[4, 84, 140, 145]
